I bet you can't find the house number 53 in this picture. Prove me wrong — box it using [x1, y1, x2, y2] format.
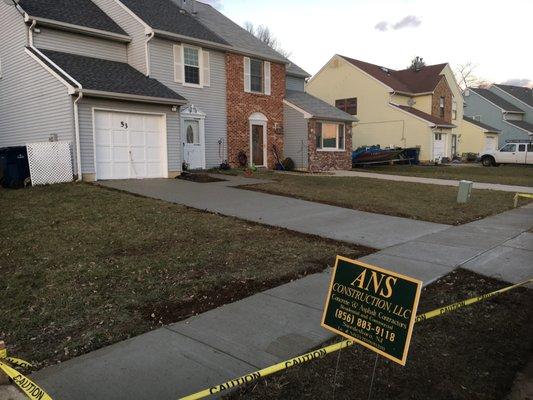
[121, 121, 128, 129]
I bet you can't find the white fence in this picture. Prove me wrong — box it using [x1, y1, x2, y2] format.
[26, 141, 74, 185]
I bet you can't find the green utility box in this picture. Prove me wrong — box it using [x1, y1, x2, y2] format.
[457, 180, 473, 203]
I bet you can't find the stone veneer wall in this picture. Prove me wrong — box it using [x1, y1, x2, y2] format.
[307, 120, 353, 172]
[226, 53, 285, 168]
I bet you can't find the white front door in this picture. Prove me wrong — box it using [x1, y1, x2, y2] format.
[182, 119, 205, 169]
[433, 132, 446, 162]
[94, 110, 166, 180]
[484, 136, 497, 152]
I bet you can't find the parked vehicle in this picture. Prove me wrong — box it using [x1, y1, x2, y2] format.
[480, 140, 533, 167]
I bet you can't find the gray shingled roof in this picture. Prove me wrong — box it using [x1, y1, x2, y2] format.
[33, 48, 186, 102]
[285, 90, 357, 122]
[494, 84, 533, 108]
[392, 104, 456, 128]
[119, 0, 228, 45]
[506, 120, 533, 134]
[193, 1, 309, 77]
[18, 0, 127, 36]
[463, 116, 501, 133]
[471, 88, 525, 113]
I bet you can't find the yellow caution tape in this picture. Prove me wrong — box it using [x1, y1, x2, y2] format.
[0, 361, 53, 400]
[5, 357, 33, 369]
[179, 277, 533, 400]
[514, 193, 533, 207]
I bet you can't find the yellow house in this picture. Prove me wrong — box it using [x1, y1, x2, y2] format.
[306, 55, 467, 162]
[460, 116, 501, 154]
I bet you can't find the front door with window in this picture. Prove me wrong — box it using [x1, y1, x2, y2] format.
[433, 132, 446, 162]
[182, 119, 204, 169]
[251, 124, 265, 166]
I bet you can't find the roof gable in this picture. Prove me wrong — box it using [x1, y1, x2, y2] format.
[463, 116, 501, 133]
[19, 0, 127, 36]
[470, 88, 525, 113]
[493, 84, 533, 108]
[339, 55, 447, 94]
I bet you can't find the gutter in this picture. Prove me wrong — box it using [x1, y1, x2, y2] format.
[76, 89, 186, 106]
[24, 15, 131, 43]
[28, 46, 85, 181]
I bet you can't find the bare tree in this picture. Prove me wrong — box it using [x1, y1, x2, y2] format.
[243, 22, 291, 58]
[455, 62, 490, 89]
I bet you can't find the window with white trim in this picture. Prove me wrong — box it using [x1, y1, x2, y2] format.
[244, 57, 271, 95]
[452, 100, 457, 120]
[173, 44, 210, 87]
[439, 96, 445, 118]
[316, 122, 345, 150]
[183, 46, 200, 85]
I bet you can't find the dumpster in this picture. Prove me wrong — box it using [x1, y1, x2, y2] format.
[0, 146, 31, 188]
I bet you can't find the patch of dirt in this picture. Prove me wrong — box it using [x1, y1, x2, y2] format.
[227, 269, 533, 400]
[178, 172, 226, 183]
[136, 259, 337, 325]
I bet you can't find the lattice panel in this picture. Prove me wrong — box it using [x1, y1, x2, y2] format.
[26, 141, 74, 186]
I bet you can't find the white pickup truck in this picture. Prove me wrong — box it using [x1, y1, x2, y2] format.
[480, 140, 533, 167]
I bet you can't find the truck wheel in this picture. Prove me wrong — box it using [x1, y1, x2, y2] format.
[481, 156, 495, 167]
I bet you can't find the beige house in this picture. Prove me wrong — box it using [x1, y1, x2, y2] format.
[460, 116, 501, 154]
[306, 55, 467, 162]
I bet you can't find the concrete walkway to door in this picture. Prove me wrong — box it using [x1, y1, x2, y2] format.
[99, 175, 448, 250]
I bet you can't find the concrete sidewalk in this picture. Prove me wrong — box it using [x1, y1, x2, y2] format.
[30, 194, 533, 399]
[332, 170, 533, 194]
[100, 176, 447, 250]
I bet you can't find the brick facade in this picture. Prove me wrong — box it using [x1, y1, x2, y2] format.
[431, 76, 453, 123]
[226, 53, 285, 168]
[307, 120, 353, 172]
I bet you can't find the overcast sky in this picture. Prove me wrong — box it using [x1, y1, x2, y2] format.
[202, 0, 532, 87]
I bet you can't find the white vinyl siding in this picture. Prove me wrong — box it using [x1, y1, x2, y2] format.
[77, 98, 180, 175]
[0, 4, 75, 155]
[150, 37, 227, 169]
[283, 104, 308, 169]
[33, 28, 128, 62]
[90, 0, 148, 74]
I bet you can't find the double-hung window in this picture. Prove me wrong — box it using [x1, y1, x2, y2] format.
[173, 44, 210, 87]
[316, 122, 345, 151]
[452, 100, 457, 120]
[335, 98, 357, 115]
[439, 96, 445, 118]
[183, 46, 200, 85]
[250, 59, 263, 93]
[244, 57, 271, 95]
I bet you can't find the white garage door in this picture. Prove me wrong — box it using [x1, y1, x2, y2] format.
[433, 132, 445, 162]
[94, 110, 166, 180]
[485, 135, 498, 152]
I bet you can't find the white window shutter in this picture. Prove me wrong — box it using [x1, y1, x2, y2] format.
[244, 57, 251, 93]
[264, 61, 271, 95]
[173, 44, 183, 83]
[202, 50, 210, 87]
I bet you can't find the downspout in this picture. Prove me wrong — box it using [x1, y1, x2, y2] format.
[27, 17, 36, 46]
[73, 92, 83, 181]
[145, 30, 155, 76]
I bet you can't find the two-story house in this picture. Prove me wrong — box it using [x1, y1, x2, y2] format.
[306, 55, 465, 162]
[463, 85, 533, 146]
[0, 0, 310, 181]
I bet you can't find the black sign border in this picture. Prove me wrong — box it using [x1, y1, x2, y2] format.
[321, 255, 423, 366]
